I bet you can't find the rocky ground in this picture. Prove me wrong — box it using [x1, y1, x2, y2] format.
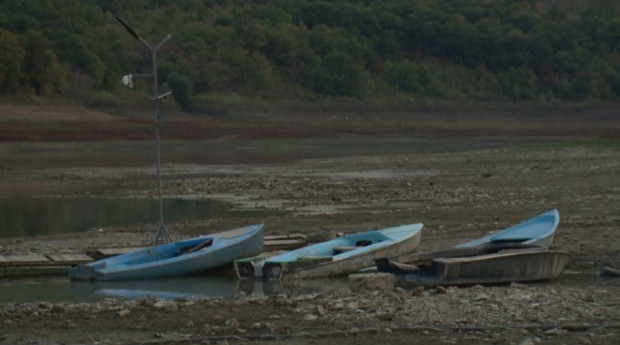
[0, 136, 619, 344]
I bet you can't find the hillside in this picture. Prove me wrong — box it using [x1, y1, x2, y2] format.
[1, 0, 619, 113]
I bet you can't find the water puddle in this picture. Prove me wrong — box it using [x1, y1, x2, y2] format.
[0, 196, 280, 237]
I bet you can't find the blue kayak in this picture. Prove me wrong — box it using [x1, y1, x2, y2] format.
[70, 224, 264, 281]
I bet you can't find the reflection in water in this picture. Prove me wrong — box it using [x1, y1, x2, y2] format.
[0, 275, 351, 303]
[71, 275, 240, 300]
[0, 273, 616, 303]
[0, 197, 279, 238]
[0, 278, 102, 303]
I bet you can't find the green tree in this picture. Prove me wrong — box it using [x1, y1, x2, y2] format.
[22, 31, 66, 95]
[0, 29, 25, 92]
[311, 52, 365, 97]
[166, 73, 194, 111]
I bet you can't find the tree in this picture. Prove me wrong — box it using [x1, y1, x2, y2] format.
[166, 73, 194, 111]
[0, 29, 25, 92]
[22, 31, 66, 95]
[311, 52, 365, 97]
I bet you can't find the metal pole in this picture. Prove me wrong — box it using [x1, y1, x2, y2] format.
[115, 16, 172, 245]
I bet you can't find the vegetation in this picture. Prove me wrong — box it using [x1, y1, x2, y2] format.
[0, 0, 619, 111]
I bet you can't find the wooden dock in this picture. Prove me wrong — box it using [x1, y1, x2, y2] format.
[0, 253, 94, 277]
[0, 234, 309, 277]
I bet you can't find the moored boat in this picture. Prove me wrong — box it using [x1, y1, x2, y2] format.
[235, 223, 423, 280]
[456, 209, 559, 248]
[69, 224, 264, 281]
[376, 243, 571, 286]
[376, 210, 569, 286]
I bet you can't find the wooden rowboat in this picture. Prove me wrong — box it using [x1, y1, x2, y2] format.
[376, 243, 571, 286]
[69, 224, 264, 281]
[375, 210, 569, 286]
[235, 223, 423, 280]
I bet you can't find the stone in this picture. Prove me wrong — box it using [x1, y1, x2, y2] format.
[117, 309, 130, 317]
[435, 286, 448, 294]
[394, 287, 406, 294]
[518, 336, 535, 345]
[51, 304, 66, 313]
[510, 282, 528, 289]
[224, 318, 239, 328]
[348, 273, 395, 292]
[474, 293, 489, 301]
[346, 301, 359, 310]
[152, 301, 167, 309]
[304, 313, 318, 321]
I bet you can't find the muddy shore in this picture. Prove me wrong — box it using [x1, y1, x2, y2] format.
[1, 127, 619, 343]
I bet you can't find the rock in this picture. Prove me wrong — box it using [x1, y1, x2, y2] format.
[510, 282, 528, 289]
[435, 286, 448, 294]
[152, 300, 167, 309]
[543, 327, 566, 336]
[304, 313, 318, 321]
[518, 336, 536, 345]
[117, 309, 130, 317]
[348, 273, 395, 292]
[224, 318, 239, 328]
[333, 301, 345, 310]
[38, 302, 52, 310]
[186, 321, 194, 328]
[577, 336, 591, 344]
[51, 304, 66, 313]
[411, 286, 425, 296]
[376, 313, 393, 321]
[346, 301, 359, 310]
[474, 293, 489, 301]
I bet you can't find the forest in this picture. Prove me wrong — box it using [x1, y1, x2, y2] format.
[0, 0, 619, 112]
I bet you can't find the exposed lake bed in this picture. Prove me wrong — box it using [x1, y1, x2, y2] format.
[0, 135, 619, 344]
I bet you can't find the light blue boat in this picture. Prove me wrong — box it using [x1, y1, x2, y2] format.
[70, 224, 264, 281]
[235, 223, 423, 280]
[375, 210, 568, 286]
[456, 209, 559, 248]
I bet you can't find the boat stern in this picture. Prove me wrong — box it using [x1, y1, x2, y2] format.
[69, 264, 102, 281]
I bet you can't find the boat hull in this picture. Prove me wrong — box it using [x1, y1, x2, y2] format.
[381, 248, 571, 286]
[236, 223, 422, 280]
[70, 224, 264, 281]
[456, 209, 559, 248]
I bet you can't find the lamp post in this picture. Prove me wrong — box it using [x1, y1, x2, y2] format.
[115, 16, 173, 245]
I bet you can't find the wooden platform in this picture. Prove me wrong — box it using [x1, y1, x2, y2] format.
[0, 254, 93, 267]
[264, 234, 307, 251]
[0, 254, 94, 277]
[0, 233, 309, 277]
[87, 247, 144, 260]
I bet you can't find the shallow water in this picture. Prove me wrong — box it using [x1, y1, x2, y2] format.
[0, 271, 616, 304]
[0, 275, 351, 303]
[0, 196, 279, 237]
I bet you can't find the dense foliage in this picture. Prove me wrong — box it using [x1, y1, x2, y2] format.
[1, 0, 619, 110]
